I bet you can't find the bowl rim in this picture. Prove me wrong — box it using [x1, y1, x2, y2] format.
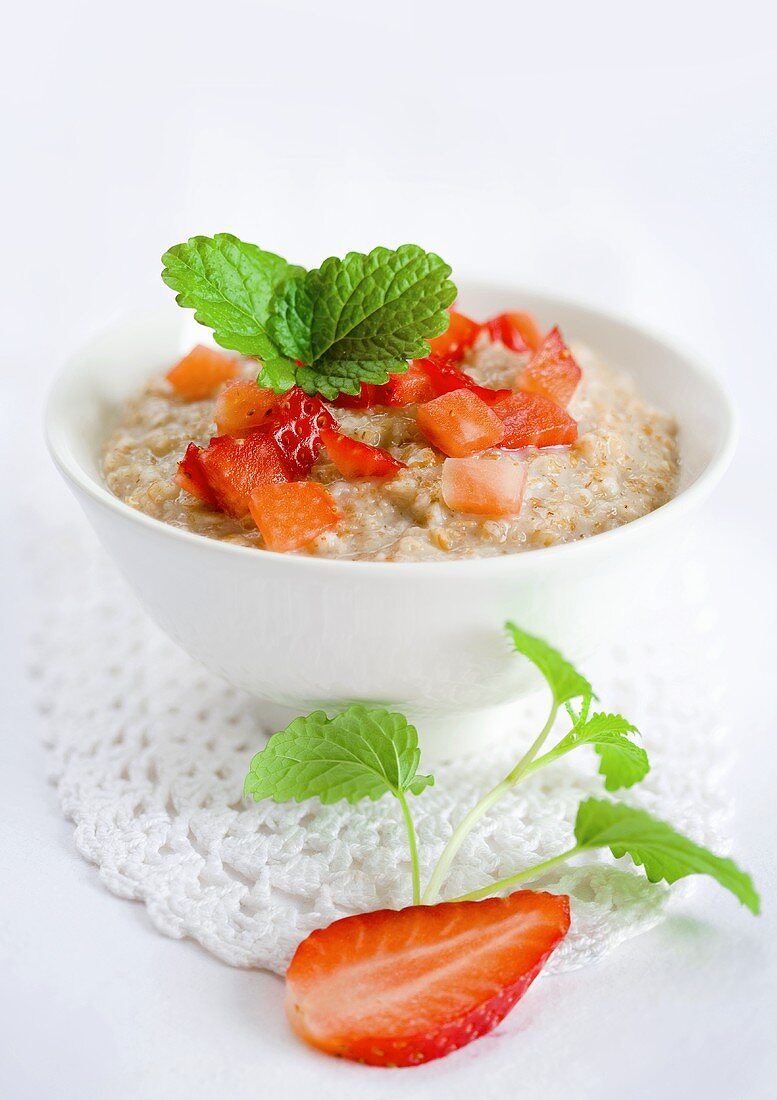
[45, 281, 738, 576]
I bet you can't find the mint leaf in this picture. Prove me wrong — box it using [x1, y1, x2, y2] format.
[243, 706, 434, 805]
[161, 233, 302, 373]
[575, 799, 760, 913]
[267, 244, 456, 394]
[505, 622, 592, 706]
[554, 712, 649, 791]
[292, 359, 409, 401]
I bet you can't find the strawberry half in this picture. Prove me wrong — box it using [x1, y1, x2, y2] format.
[285, 890, 570, 1068]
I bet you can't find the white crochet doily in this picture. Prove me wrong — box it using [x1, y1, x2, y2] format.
[27, 521, 731, 976]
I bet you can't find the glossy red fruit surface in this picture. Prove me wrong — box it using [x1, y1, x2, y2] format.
[285, 891, 570, 1067]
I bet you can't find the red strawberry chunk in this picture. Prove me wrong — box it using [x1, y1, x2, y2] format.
[442, 455, 527, 516]
[494, 391, 578, 449]
[427, 309, 482, 361]
[249, 481, 340, 552]
[419, 355, 511, 405]
[174, 442, 218, 506]
[416, 389, 506, 457]
[380, 361, 439, 406]
[272, 388, 337, 478]
[330, 384, 381, 409]
[285, 890, 570, 1067]
[165, 345, 240, 400]
[519, 326, 582, 408]
[327, 358, 511, 411]
[198, 431, 290, 517]
[213, 380, 281, 435]
[483, 311, 544, 354]
[321, 427, 405, 480]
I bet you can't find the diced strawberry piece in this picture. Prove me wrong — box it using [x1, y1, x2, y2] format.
[378, 357, 509, 408]
[198, 431, 290, 517]
[509, 311, 544, 352]
[416, 389, 505, 457]
[249, 482, 339, 552]
[427, 310, 482, 361]
[442, 455, 527, 516]
[272, 388, 338, 478]
[320, 427, 405, 480]
[380, 361, 439, 407]
[174, 442, 218, 507]
[330, 384, 382, 410]
[519, 326, 582, 408]
[471, 384, 513, 406]
[494, 391, 578, 449]
[165, 345, 240, 400]
[213, 380, 281, 435]
[285, 890, 570, 1067]
[418, 356, 511, 405]
[484, 312, 544, 354]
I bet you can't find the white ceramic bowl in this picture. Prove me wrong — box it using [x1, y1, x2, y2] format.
[45, 285, 735, 760]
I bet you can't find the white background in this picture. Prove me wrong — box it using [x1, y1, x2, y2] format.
[2, 1, 776, 1096]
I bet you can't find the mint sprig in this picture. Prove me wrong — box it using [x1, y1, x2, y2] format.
[243, 623, 758, 918]
[161, 236, 456, 400]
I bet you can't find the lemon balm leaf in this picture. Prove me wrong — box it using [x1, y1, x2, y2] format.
[574, 799, 760, 914]
[293, 359, 410, 401]
[551, 712, 649, 791]
[505, 622, 592, 706]
[161, 233, 303, 374]
[243, 706, 434, 805]
[268, 244, 456, 380]
[163, 237, 456, 398]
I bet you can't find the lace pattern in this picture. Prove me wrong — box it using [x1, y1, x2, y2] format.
[28, 526, 730, 975]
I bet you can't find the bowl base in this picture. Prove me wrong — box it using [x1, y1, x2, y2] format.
[254, 697, 542, 764]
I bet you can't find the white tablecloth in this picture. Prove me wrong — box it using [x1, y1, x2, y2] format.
[1, 2, 775, 1096]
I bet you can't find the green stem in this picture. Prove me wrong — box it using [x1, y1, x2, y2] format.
[519, 741, 570, 778]
[398, 789, 422, 905]
[421, 700, 559, 904]
[449, 845, 581, 903]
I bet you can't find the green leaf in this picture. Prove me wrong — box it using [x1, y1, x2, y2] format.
[267, 244, 456, 381]
[505, 622, 592, 706]
[293, 359, 409, 401]
[574, 799, 760, 914]
[256, 356, 299, 394]
[243, 706, 434, 805]
[555, 712, 649, 791]
[160, 233, 303, 374]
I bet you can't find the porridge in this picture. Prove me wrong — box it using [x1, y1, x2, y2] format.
[102, 318, 679, 562]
